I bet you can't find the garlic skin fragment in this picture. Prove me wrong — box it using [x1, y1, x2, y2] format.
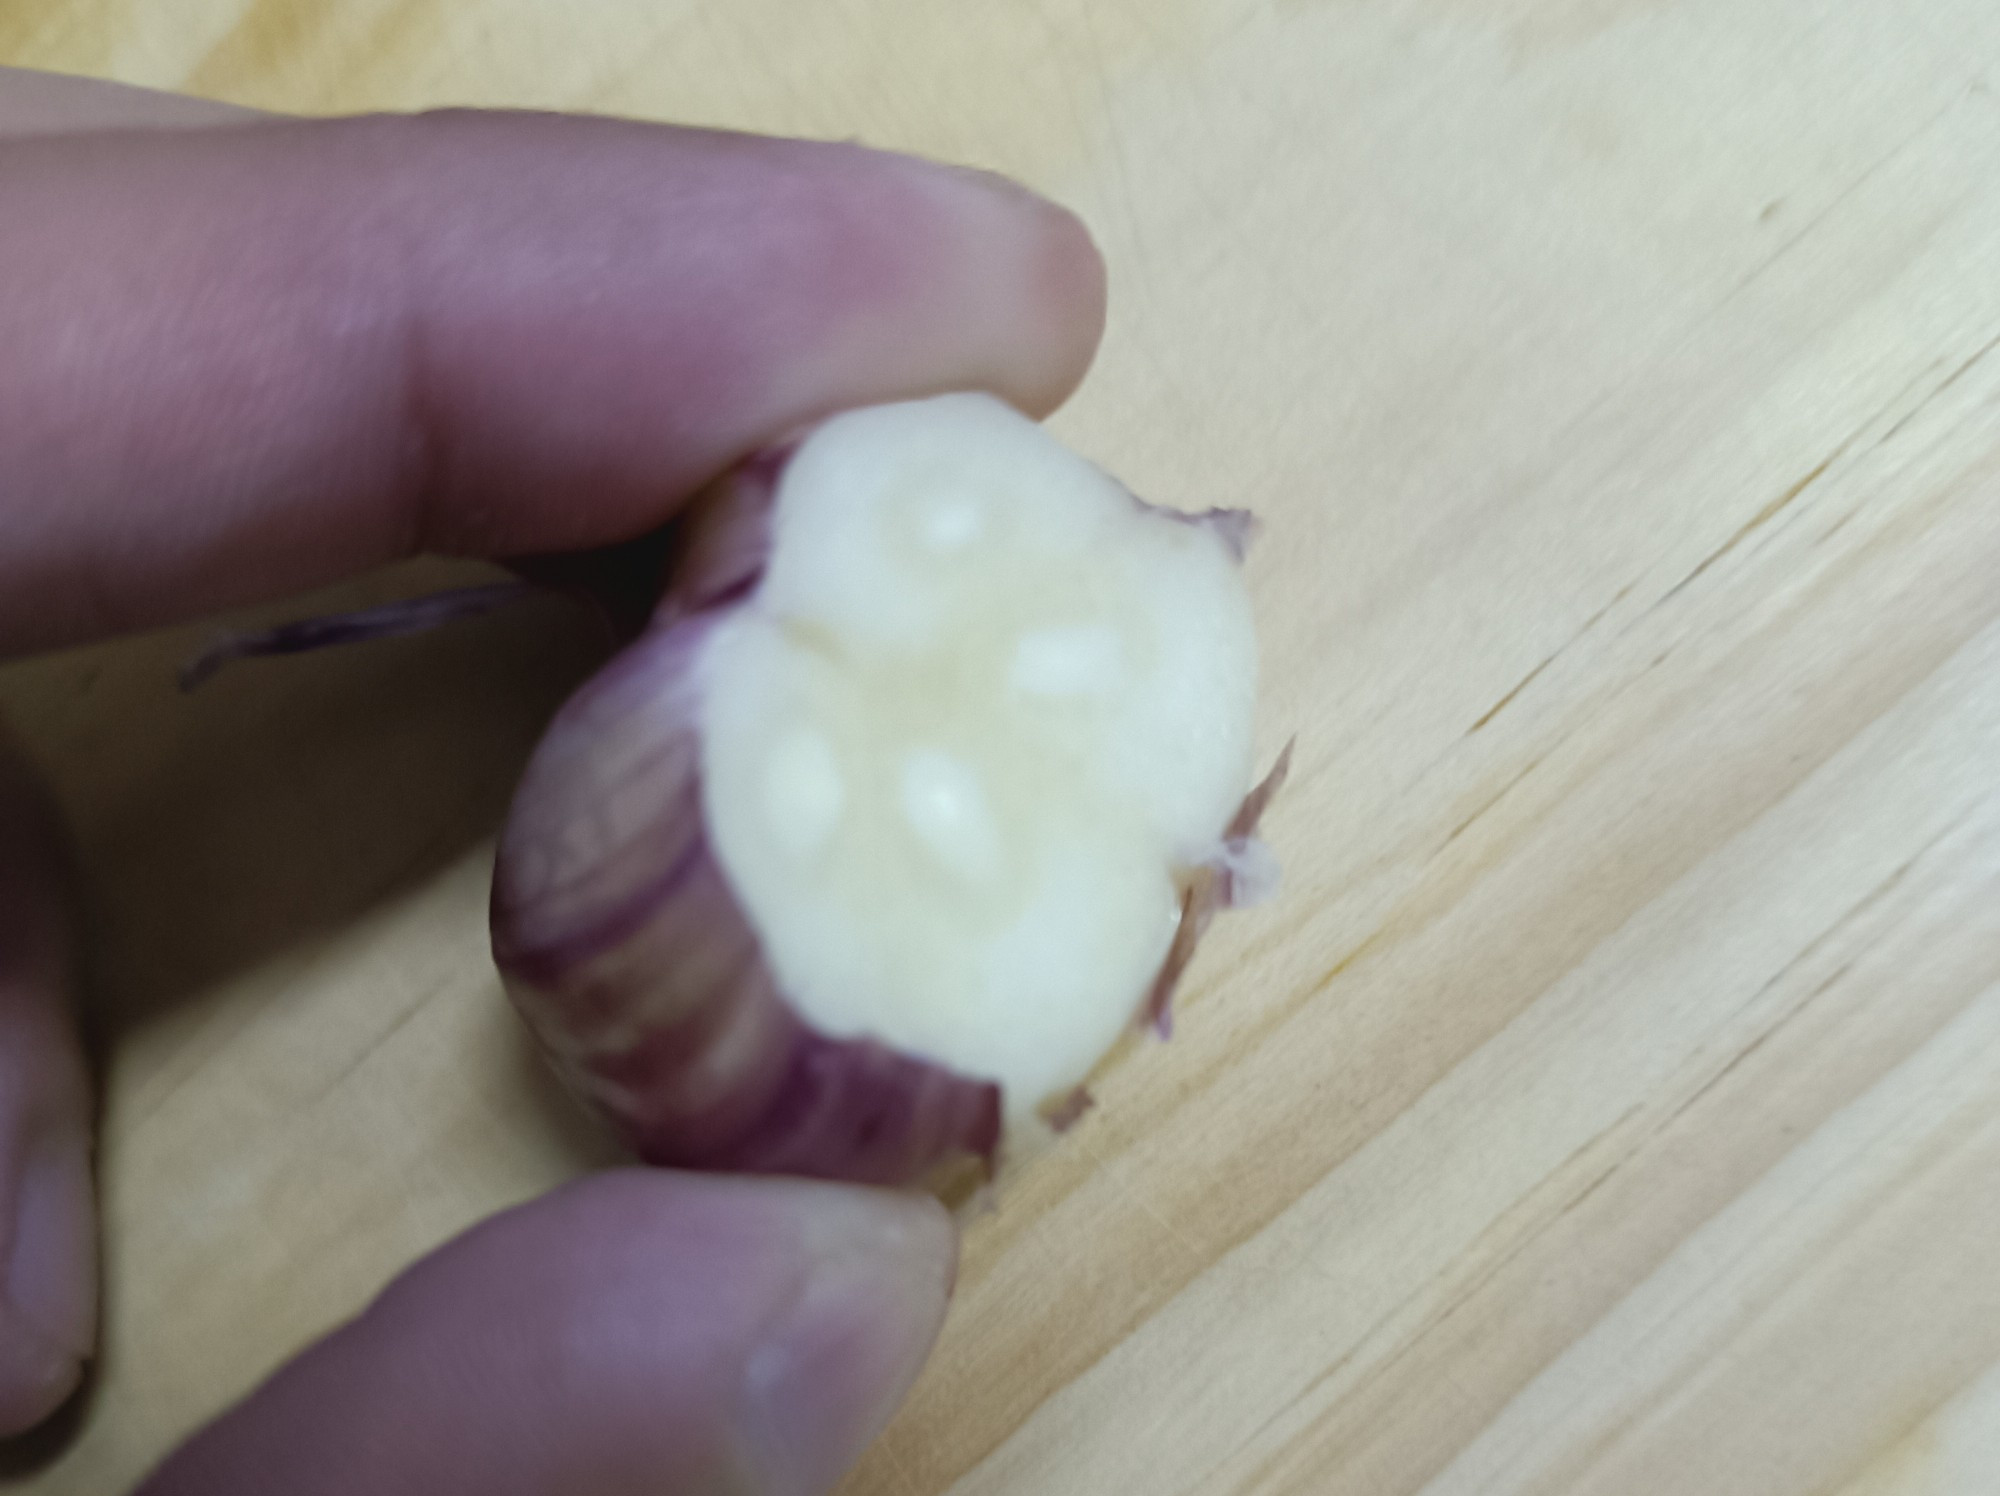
[492, 393, 1275, 1187]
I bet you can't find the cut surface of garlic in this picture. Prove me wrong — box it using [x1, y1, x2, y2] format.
[699, 394, 1258, 1115]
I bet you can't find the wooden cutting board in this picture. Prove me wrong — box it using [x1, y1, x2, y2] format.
[5, 2, 2000, 1491]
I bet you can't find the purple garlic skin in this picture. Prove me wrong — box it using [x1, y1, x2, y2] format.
[492, 612, 1002, 1186]
[492, 403, 1279, 1188]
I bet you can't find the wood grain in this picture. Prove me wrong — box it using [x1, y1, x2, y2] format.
[4, 2, 2000, 1492]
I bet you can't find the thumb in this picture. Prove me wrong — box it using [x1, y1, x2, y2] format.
[136, 1171, 954, 1496]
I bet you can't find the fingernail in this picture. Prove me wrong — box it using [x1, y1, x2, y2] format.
[0, 1127, 94, 1434]
[740, 1189, 956, 1496]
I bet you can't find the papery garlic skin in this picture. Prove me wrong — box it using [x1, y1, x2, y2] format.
[493, 393, 1272, 1186]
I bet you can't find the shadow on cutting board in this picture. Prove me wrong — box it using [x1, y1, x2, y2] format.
[9, 561, 613, 1044]
[0, 561, 617, 1474]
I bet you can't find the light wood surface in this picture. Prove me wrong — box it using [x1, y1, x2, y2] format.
[5, 2, 2000, 1492]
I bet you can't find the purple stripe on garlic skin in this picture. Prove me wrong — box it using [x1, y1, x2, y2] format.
[178, 581, 536, 690]
[493, 392, 1279, 1188]
[1142, 741, 1293, 1041]
[1183, 506, 1259, 563]
[654, 442, 792, 624]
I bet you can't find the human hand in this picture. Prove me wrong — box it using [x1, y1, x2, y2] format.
[0, 66, 1104, 1493]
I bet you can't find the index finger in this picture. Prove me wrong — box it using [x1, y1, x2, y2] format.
[0, 64, 257, 137]
[0, 101, 1105, 653]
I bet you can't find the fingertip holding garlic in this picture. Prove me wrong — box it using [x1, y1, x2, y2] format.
[491, 392, 1286, 1188]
